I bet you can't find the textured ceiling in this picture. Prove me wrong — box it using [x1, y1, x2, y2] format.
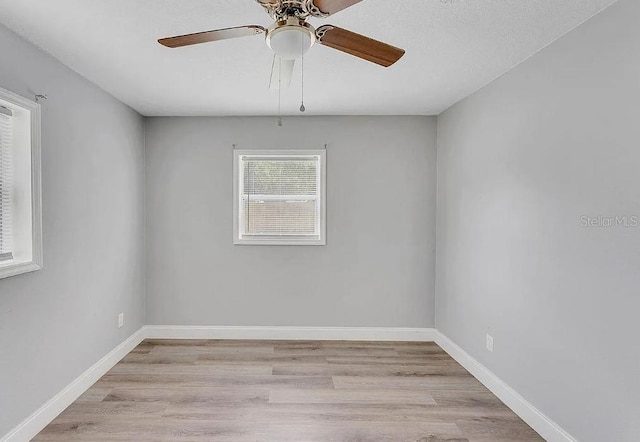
[0, 0, 617, 116]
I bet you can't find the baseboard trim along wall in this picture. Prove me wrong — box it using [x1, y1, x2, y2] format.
[0, 328, 146, 442]
[2, 326, 576, 442]
[435, 332, 577, 442]
[144, 325, 438, 342]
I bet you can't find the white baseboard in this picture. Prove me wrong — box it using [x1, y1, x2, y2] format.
[435, 332, 576, 442]
[144, 325, 437, 342]
[1, 328, 146, 442]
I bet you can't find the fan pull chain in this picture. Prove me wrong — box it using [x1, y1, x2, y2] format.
[277, 57, 283, 126]
[300, 55, 306, 113]
[300, 32, 306, 113]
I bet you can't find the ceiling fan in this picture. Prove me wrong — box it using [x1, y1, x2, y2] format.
[158, 0, 405, 89]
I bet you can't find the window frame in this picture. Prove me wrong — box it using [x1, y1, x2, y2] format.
[0, 86, 43, 280]
[233, 149, 327, 246]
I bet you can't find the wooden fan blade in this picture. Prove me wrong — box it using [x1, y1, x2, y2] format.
[158, 25, 265, 48]
[312, 0, 363, 15]
[316, 25, 405, 67]
[269, 56, 295, 90]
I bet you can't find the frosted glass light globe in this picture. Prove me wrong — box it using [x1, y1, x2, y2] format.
[267, 21, 315, 60]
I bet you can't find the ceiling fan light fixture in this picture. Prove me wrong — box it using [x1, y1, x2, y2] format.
[266, 18, 316, 60]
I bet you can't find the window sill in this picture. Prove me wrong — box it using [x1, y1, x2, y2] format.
[0, 260, 42, 280]
[234, 238, 326, 246]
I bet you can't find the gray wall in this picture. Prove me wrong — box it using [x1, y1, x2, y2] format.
[145, 116, 437, 328]
[436, 0, 640, 440]
[0, 24, 145, 436]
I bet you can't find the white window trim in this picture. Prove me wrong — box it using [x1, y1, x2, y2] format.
[0, 87, 43, 280]
[233, 149, 327, 246]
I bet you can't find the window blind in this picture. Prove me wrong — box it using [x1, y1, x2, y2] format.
[240, 155, 321, 239]
[0, 107, 13, 262]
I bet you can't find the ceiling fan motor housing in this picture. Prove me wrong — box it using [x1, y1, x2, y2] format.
[255, 0, 329, 20]
[266, 17, 316, 60]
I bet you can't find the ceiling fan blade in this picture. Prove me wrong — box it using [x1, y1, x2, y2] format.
[316, 25, 405, 67]
[269, 56, 295, 90]
[312, 0, 364, 15]
[158, 25, 265, 48]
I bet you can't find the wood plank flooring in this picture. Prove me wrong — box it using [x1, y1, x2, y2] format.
[34, 340, 544, 441]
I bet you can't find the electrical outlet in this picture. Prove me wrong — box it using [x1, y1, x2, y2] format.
[486, 333, 494, 352]
[118, 313, 124, 329]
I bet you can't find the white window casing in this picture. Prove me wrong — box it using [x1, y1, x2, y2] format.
[233, 149, 327, 246]
[0, 86, 43, 280]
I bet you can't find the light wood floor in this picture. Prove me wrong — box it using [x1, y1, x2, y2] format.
[34, 340, 543, 441]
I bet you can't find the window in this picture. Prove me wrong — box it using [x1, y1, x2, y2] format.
[233, 149, 326, 245]
[0, 86, 42, 280]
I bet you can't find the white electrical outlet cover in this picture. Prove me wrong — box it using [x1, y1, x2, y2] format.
[118, 313, 124, 328]
[486, 334, 494, 352]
